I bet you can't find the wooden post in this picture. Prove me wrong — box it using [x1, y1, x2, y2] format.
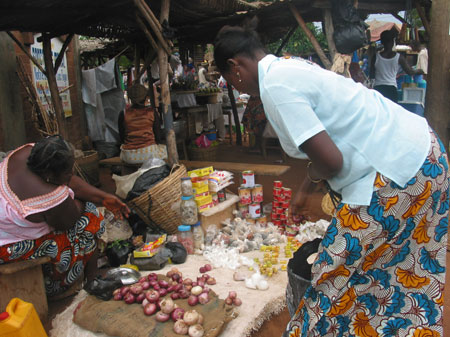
[414, 0, 431, 37]
[158, 0, 178, 165]
[54, 33, 73, 74]
[42, 33, 67, 139]
[323, 9, 337, 62]
[227, 85, 242, 146]
[275, 26, 296, 57]
[289, 3, 331, 69]
[6, 31, 47, 76]
[424, 0, 450, 149]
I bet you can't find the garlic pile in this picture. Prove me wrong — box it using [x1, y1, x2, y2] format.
[295, 219, 329, 244]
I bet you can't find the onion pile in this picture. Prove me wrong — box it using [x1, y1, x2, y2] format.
[224, 291, 242, 306]
[173, 310, 205, 336]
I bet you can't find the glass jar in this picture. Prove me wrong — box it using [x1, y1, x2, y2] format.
[180, 195, 198, 225]
[192, 221, 204, 253]
[177, 225, 194, 254]
[180, 177, 193, 197]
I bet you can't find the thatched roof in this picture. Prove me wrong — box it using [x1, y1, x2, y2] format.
[0, 0, 417, 44]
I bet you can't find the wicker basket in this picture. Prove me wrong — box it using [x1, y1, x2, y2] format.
[188, 145, 219, 161]
[75, 150, 100, 186]
[127, 164, 187, 234]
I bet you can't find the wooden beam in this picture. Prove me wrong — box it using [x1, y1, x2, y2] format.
[6, 31, 47, 77]
[289, 3, 331, 69]
[227, 85, 242, 146]
[136, 14, 159, 53]
[414, 0, 431, 37]
[424, 0, 450, 148]
[391, 12, 410, 26]
[42, 33, 67, 139]
[134, 0, 172, 56]
[54, 33, 73, 74]
[275, 26, 296, 57]
[323, 9, 337, 61]
[312, 0, 404, 11]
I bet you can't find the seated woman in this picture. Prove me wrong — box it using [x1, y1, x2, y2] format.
[119, 84, 166, 164]
[0, 135, 129, 297]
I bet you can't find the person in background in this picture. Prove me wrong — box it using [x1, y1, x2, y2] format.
[370, 29, 423, 103]
[0, 135, 129, 297]
[411, 40, 428, 81]
[197, 61, 210, 86]
[214, 21, 448, 337]
[170, 52, 183, 80]
[119, 84, 166, 164]
[242, 96, 267, 151]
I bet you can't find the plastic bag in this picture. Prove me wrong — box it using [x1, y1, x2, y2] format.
[164, 242, 187, 264]
[332, 0, 369, 54]
[106, 240, 133, 267]
[126, 164, 171, 201]
[130, 248, 170, 270]
[195, 134, 211, 148]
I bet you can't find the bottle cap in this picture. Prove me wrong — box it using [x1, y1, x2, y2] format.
[192, 221, 201, 227]
[178, 225, 191, 231]
[181, 195, 193, 201]
[181, 177, 191, 181]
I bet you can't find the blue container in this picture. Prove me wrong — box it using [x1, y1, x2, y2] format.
[206, 131, 217, 141]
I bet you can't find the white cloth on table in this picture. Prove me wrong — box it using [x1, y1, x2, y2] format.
[175, 93, 197, 108]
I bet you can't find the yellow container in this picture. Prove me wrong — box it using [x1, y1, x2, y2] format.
[0, 298, 48, 337]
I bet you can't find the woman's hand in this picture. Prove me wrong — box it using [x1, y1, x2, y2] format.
[102, 195, 130, 220]
[291, 178, 322, 223]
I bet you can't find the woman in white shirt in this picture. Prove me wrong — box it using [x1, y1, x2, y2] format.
[214, 21, 448, 337]
[370, 29, 423, 103]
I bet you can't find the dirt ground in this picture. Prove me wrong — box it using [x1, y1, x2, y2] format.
[44, 139, 450, 336]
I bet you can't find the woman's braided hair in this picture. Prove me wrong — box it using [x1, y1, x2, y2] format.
[27, 135, 75, 179]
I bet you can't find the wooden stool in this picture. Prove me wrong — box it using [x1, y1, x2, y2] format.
[0, 256, 50, 322]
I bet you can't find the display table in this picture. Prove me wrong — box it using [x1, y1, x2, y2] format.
[50, 249, 289, 337]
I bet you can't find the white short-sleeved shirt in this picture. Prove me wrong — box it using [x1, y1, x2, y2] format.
[258, 54, 430, 206]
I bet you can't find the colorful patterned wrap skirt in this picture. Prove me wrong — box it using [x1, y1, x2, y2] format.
[0, 202, 104, 296]
[285, 129, 449, 337]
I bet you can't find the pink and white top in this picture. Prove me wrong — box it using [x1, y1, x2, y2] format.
[0, 144, 74, 246]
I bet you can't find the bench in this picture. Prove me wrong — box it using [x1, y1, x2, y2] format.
[0, 256, 50, 321]
[100, 158, 291, 177]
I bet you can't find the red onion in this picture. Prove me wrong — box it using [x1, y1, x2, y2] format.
[113, 288, 121, 296]
[179, 290, 190, 299]
[188, 295, 199, 306]
[204, 264, 212, 272]
[172, 273, 181, 282]
[130, 284, 143, 295]
[142, 298, 149, 307]
[171, 307, 185, 321]
[159, 288, 168, 297]
[159, 280, 169, 288]
[185, 285, 193, 292]
[139, 276, 148, 283]
[120, 286, 130, 297]
[124, 293, 135, 304]
[183, 310, 200, 326]
[174, 284, 183, 292]
[149, 280, 158, 287]
[153, 284, 161, 291]
[206, 277, 216, 285]
[173, 319, 189, 335]
[167, 285, 177, 293]
[198, 292, 209, 305]
[183, 278, 193, 286]
[113, 293, 123, 301]
[202, 287, 210, 294]
[203, 274, 210, 280]
[141, 281, 151, 290]
[171, 293, 180, 300]
[225, 297, 233, 305]
[228, 291, 237, 300]
[197, 313, 204, 325]
[136, 293, 146, 303]
[199, 266, 206, 273]
[233, 297, 242, 306]
[148, 273, 158, 279]
[143, 303, 157, 316]
[197, 279, 205, 287]
[192, 282, 198, 287]
[160, 298, 175, 314]
[146, 290, 160, 303]
[188, 324, 204, 337]
[155, 311, 171, 322]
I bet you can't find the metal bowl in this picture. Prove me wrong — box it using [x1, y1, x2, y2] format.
[105, 267, 141, 285]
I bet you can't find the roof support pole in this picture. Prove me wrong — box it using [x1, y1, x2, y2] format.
[157, 0, 178, 165]
[6, 31, 47, 76]
[424, 0, 450, 149]
[323, 9, 337, 61]
[54, 33, 73, 74]
[414, 0, 431, 37]
[275, 26, 296, 56]
[289, 3, 331, 69]
[42, 33, 67, 139]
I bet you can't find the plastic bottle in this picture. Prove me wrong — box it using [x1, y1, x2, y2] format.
[180, 195, 198, 225]
[177, 225, 194, 254]
[192, 221, 204, 253]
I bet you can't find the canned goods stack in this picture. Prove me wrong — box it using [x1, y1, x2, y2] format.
[271, 181, 292, 232]
[238, 170, 267, 226]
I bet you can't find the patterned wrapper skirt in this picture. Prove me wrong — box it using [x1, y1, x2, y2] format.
[0, 202, 104, 296]
[285, 129, 449, 337]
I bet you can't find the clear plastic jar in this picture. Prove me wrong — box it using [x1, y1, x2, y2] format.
[180, 195, 198, 225]
[180, 177, 193, 196]
[192, 221, 204, 253]
[177, 225, 194, 254]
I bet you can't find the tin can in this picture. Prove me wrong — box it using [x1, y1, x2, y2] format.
[274, 219, 282, 227]
[282, 187, 292, 199]
[249, 203, 261, 219]
[273, 188, 282, 197]
[218, 189, 226, 202]
[281, 201, 290, 209]
[246, 218, 256, 224]
[280, 213, 287, 220]
[273, 195, 282, 202]
[272, 201, 280, 208]
[271, 212, 279, 220]
[238, 203, 249, 218]
[275, 207, 284, 215]
[251, 184, 263, 203]
[273, 180, 283, 188]
[211, 193, 219, 206]
[242, 170, 255, 188]
[238, 186, 252, 205]
[256, 215, 267, 227]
